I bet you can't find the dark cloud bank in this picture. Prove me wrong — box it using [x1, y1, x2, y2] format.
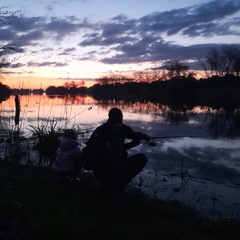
[1, 0, 240, 70]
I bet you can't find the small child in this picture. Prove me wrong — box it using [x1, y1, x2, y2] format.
[52, 129, 82, 181]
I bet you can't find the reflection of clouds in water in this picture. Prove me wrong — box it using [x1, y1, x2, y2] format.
[124, 112, 153, 122]
[231, 150, 240, 158]
[128, 121, 240, 218]
[125, 118, 240, 184]
[133, 139, 240, 219]
[124, 118, 208, 139]
[143, 140, 240, 183]
[127, 118, 240, 184]
[166, 138, 239, 149]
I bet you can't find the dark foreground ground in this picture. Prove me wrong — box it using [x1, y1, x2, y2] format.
[1, 160, 240, 240]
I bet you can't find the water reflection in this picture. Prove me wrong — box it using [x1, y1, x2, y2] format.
[1, 94, 240, 218]
[1, 94, 240, 139]
[205, 107, 240, 138]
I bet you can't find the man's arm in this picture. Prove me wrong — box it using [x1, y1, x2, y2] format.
[122, 124, 151, 150]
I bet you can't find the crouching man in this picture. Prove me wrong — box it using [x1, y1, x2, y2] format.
[83, 108, 151, 191]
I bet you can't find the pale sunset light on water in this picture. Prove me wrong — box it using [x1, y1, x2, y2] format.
[1, 0, 240, 89]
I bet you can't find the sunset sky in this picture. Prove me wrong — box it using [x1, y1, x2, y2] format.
[1, 0, 240, 89]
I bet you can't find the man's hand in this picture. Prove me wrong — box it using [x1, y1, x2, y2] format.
[131, 138, 141, 147]
[144, 134, 152, 141]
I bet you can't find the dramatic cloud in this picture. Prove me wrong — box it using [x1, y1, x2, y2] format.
[1, 0, 240, 73]
[27, 61, 68, 67]
[77, 0, 240, 65]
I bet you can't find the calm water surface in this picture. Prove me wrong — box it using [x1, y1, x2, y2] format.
[1, 94, 240, 219]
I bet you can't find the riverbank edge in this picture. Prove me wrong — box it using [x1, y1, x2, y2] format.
[1, 160, 240, 240]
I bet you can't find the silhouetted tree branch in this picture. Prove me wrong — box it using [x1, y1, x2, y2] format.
[164, 60, 189, 79]
[0, 6, 23, 73]
[202, 44, 240, 77]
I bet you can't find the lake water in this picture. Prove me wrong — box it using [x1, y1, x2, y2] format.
[1, 94, 240, 219]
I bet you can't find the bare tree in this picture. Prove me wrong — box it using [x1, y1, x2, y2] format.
[233, 55, 240, 77]
[206, 47, 222, 76]
[201, 44, 240, 77]
[96, 76, 110, 85]
[132, 70, 162, 83]
[63, 80, 84, 89]
[198, 58, 211, 78]
[221, 45, 240, 75]
[164, 60, 189, 79]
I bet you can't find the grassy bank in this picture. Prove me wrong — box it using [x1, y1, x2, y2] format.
[1, 160, 240, 240]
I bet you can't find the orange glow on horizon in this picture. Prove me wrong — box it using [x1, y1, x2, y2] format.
[1, 70, 208, 90]
[1, 75, 96, 89]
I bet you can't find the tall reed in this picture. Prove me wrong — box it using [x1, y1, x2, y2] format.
[1, 94, 92, 165]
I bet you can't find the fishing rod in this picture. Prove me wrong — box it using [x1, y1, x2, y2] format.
[147, 135, 202, 147]
[152, 135, 202, 139]
[66, 106, 93, 124]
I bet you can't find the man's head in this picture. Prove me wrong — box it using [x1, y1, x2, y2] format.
[108, 108, 123, 123]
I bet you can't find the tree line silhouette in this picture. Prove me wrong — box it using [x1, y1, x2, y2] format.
[43, 74, 240, 108]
